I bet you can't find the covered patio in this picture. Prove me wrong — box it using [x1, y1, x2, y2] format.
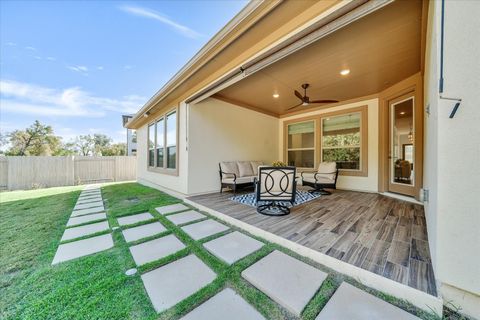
[187, 188, 436, 296]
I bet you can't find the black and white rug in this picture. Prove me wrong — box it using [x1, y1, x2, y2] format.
[230, 190, 320, 208]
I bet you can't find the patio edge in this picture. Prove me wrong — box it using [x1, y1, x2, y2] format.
[184, 198, 443, 316]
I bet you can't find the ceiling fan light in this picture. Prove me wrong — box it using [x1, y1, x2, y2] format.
[302, 102, 308, 106]
[340, 69, 350, 76]
[273, 93, 279, 98]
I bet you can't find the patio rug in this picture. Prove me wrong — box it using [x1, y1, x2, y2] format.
[230, 190, 320, 209]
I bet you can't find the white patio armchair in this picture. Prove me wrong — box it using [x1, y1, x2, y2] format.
[301, 162, 339, 195]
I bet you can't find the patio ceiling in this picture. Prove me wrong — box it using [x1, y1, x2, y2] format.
[215, 0, 423, 117]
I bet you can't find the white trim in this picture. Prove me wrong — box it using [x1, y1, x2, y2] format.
[184, 197, 443, 316]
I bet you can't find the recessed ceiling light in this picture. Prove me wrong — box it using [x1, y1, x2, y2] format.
[273, 93, 279, 98]
[340, 69, 350, 76]
[400, 111, 405, 115]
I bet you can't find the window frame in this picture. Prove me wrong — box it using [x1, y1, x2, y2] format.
[283, 105, 368, 177]
[285, 119, 317, 169]
[147, 106, 179, 176]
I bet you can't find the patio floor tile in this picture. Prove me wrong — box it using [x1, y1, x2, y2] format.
[141, 254, 216, 313]
[166, 210, 205, 225]
[117, 212, 154, 226]
[122, 222, 167, 242]
[316, 282, 420, 320]
[242, 250, 327, 316]
[71, 206, 105, 217]
[129, 234, 186, 266]
[74, 200, 104, 211]
[67, 212, 106, 227]
[155, 203, 190, 215]
[61, 221, 110, 241]
[181, 288, 265, 320]
[52, 233, 113, 264]
[203, 231, 263, 264]
[181, 219, 229, 240]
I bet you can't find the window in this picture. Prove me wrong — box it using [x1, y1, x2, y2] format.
[166, 112, 177, 169]
[321, 113, 361, 170]
[148, 124, 155, 167]
[283, 106, 367, 176]
[156, 119, 164, 167]
[287, 120, 315, 168]
[147, 109, 178, 173]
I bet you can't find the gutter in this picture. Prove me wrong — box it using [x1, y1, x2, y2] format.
[438, 0, 462, 118]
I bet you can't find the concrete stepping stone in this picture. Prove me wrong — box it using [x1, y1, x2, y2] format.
[61, 221, 110, 241]
[77, 196, 103, 204]
[166, 210, 205, 226]
[71, 206, 105, 217]
[74, 200, 104, 211]
[316, 282, 421, 320]
[181, 219, 229, 240]
[67, 212, 106, 227]
[203, 231, 263, 264]
[129, 234, 186, 266]
[181, 288, 265, 320]
[156, 203, 190, 215]
[141, 254, 216, 313]
[242, 250, 327, 316]
[81, 190, 101, 196]
[122, 222, 167, 243]
[52, 233, 113, 264]
[117, 212, 154, 226]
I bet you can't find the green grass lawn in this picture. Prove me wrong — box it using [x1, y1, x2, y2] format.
[0, 182, 467, 320]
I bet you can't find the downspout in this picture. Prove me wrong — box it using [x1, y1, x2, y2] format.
[438, 0, 462, 118]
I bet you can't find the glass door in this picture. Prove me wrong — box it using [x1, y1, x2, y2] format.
[388, 95, 416, 196]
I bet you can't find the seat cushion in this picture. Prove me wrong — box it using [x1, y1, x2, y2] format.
[317, 162, 337, 181]
[250, 161, 263, 176]
[220, 161, 239, 178]
[238, 161, 254, 177]
[303, 176, 335, 185]
[222, 176, 255, 184]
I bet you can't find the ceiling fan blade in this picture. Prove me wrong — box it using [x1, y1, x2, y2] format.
[294, 90, 304, 101]
[287, 103, 303, 111]
[310, 99, 339, 104]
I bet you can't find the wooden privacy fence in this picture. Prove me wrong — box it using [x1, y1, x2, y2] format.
[0, 156, 137, 191]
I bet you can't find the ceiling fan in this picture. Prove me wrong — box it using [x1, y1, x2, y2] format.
[287, 83, 338, 110]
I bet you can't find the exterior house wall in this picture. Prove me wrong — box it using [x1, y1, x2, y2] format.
[424, 0, 480, 318]
[279, 98, 379, 193]
[136, 103, 189, 198]
[187, 98, 279, 195]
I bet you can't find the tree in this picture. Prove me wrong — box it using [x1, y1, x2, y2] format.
[93, 134, 112, 156]
[101, 143, 127, 156]
[0, 133, 8, 155]
[74, 135, 95, 156]
[6, 120, 62, 156]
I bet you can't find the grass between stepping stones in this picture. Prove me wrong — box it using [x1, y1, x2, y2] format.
[1, 182, 468, 320]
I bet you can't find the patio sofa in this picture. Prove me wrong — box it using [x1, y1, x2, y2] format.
[219, 161, 263, 193]
[301, 162, 339, 195]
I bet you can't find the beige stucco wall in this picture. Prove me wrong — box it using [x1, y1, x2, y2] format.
[424, 0, 480, 318]
[187, 98, 279, 195]
[279, 98, 379, 193]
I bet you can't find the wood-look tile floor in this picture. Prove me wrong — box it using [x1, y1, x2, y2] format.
[187, 189, 437, 296]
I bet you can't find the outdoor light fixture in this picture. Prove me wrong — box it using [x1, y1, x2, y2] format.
[340, 69, 350, 76]
[273, 93, 280, 98]
[143, 111, 150, 118]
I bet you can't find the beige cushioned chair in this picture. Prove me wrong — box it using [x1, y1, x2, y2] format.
[301, 162, 339, 195]
[219, 161, 263, 193]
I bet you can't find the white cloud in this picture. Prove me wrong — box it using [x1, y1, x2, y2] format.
[34, 56, 42, 60]
[46, 57, 56, 61]
[25, 46, 37, 51]
[6, 42, 17, 46]
[123, 65, 133, 70]
[119, 5, 202, 39]
[67, 65, 89, 75]
[0, 79, 146, 117]
[96, 66, 104, 70]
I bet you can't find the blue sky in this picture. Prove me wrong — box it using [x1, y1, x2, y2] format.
[0, 0, 247, 143]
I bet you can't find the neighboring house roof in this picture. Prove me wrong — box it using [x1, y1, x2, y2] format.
[126, 0, 364, 129]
